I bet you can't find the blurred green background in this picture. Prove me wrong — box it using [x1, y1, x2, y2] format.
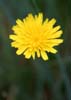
[0, 0, 71, 100]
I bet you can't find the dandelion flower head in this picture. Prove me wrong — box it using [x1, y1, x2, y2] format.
[9, 13, 63, 61]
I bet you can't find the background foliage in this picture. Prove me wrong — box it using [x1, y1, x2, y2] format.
[0, 0, 71, 100]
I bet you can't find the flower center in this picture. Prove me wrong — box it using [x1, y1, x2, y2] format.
[30, 36, 42, 50]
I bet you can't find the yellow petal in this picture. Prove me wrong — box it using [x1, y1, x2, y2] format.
[36, 50, 40, 58]
[43, 18, 49, 26]
[31, 52, 35, 60]
[49, 48, 57, 54]
[16, 49, 23, 55]
[42, 18, 56, 31]
[16, 46, 27, 55]
[50, 25, 61, 33]
[52, 30, 63, 38]
[35, 13, 43, 24]
[24, 49, 32, 59]
[48, 18, 56, 26]
[27, 13, 34, 21]
[48, 30, 63, 39]
[9, 35, 17, 40]
[11, 42, 18, 48]
[47, 39, 63, 44]
[16, 19, 24, 27]
[41, 51, 48, 60]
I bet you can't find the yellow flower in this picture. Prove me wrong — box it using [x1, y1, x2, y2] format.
[9, 13, 63, 61]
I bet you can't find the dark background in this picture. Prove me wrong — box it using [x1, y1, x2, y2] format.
[0, 0, 71, 100]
